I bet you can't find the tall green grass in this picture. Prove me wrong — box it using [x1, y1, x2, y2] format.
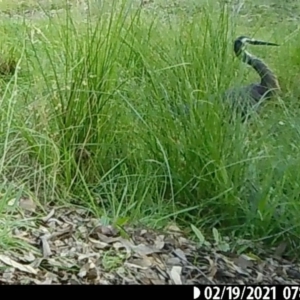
[0, 0, 300, 252]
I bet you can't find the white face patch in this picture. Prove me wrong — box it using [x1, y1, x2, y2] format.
[240, 37, 252, 44]
[244, 50, 253, 58]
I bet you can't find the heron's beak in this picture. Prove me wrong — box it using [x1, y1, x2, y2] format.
[248, 39, 279, 46]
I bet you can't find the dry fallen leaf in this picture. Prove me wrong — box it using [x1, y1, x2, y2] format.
[100, 225, 119, 237]
[0, 255, 37, 275]
[50, 225, 73, 241]
[40, 234, 52, 258]
[126, 257, 152, 269]
[91, 225, 118, 237]
[173, 248, 187, 262]
[234, 255, 254, 269]
[87, 268, 98, 280]
[206, 256, 218, 279]
[165, 224, 182, 233]
[130, 243, 162, 256]
[21, 252, 36, 263]
[7, 198, 17, 206]
[89, 238, 110, 250]
[170, 266, 182, 284]
[78, 262, 92, 278]
[78, 253, 100, 261]
[274, 242, 288, 258]
[90, 232, 120, 244]
[19, 198, 37, 212]
[41, 209, 55, 223]
[256, 272, 264, 283]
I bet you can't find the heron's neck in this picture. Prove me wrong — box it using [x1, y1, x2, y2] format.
[243, 52, 280, 93]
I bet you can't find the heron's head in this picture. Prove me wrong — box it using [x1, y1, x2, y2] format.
[234, 36, 279, 58]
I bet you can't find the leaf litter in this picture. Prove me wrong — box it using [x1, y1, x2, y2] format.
[1, 206, 300, 284]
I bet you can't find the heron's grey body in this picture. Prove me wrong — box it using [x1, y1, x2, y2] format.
[225, 36, 280, 119]
[169, 36, 280, 120]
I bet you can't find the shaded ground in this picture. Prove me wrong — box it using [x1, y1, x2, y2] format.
[1, 203, 300, 284]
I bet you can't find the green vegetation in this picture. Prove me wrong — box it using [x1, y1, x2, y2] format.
[0, 0, 300, 254]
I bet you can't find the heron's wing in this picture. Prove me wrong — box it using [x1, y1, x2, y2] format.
[222, 85, 264, 120]
[248, 84, 268, 103]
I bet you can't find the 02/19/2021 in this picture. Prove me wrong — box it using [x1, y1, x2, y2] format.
[200, 286, 277, 300]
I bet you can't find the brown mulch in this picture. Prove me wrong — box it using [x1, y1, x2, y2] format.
[0, 200, 300, 284]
